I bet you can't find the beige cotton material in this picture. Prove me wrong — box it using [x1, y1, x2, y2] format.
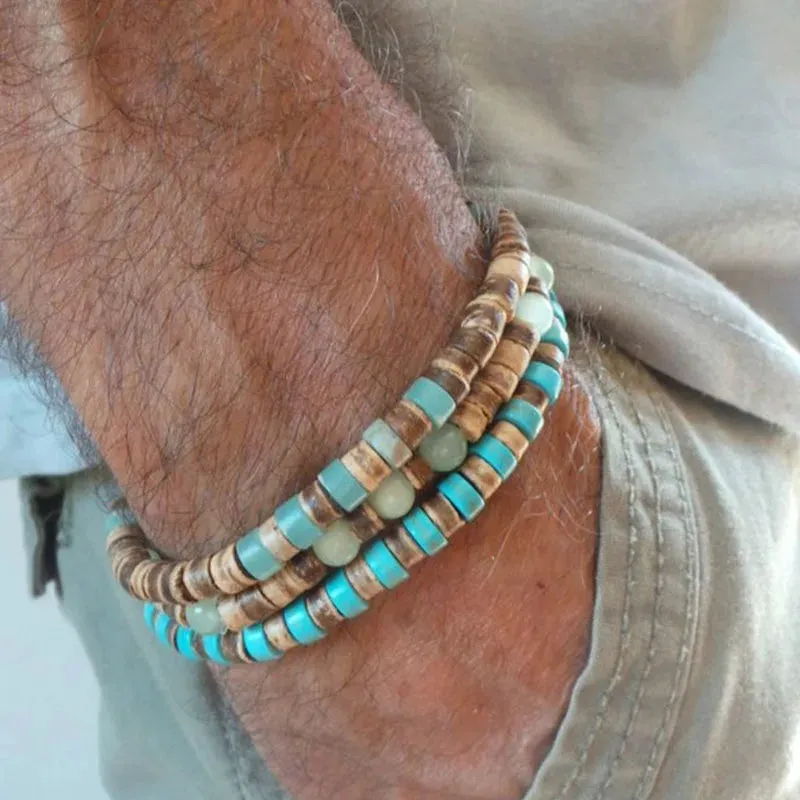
[15, 1, 800, 799]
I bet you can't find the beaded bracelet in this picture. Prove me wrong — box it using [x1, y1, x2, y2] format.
[153, 305, 554, 634]
[104, 209, 570, 664]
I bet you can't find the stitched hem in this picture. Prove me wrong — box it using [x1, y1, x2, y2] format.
[526, 345, 700, 799]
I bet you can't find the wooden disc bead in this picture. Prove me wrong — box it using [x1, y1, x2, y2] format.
[263, 615, 298, 653]
[257, 517, 300, 564]
[515, 381, 550, 413]
[348, 503, 385, 543]
[475, 363, 520, 403]
[472, 274, 520, 319]
[259, 551, 326, 610]
[432, 346, 481, 386]
[493, 339, 534, 375]
[450, 401, 492, 443]
[209, 543, 256, 596]
[218, 584, 280, 631]
[491, 420, 530, 460]
[341, 440, 393, 493]
[401, 457, 434, 491]
[422, 494, 463, 538]
[450, 326, 499, 369]
[384, 399, 434, 451]
[460, 302, 506, 343]
[299, 482, 342, 530]
[345, 555, 385, 601]
[383, 526, 426, 570]
[423, 364, 471, 404]
[459, 455, 503, 499]
[534, 344, 566, 371]
[230, 631, 259, 664]
[221, 630, 250, 664]
[487, 254, 530, 295]
[160, 602, 189, 628]
[503, 320, 540, 351]
[183, 555, 218, 601]
[305, 589, 345, 632]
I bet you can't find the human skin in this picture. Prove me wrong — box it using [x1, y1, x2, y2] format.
[0, 1, 600, 797]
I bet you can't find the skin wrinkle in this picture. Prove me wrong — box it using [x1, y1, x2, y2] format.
[0, 2, 600, 798]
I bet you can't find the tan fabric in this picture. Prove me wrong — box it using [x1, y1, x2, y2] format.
[20, 1, 800, 798]
[428, 0, 800, 796]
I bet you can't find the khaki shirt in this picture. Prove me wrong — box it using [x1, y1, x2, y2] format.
[22, 1, 800, 799]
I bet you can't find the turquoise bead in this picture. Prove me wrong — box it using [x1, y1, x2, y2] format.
[403, 507, 448, 555]
[403, 377, 456, 428]
[105, 507, 138, 534]
[362, 419, 413, 468]
[235, 529, 281, 580]
[202, 634, 230, 665]
[154, 611, 172, 646]
[325, 571, 369, 618]
[363, 540, 409, 589]
[541, 319, 570, 356]
[469, 436, 518, 479]
[497, 398, 544, 440]
[439, 473, 485, 521]
[284, 599, 326, 645]
[523, 362, 563, 403]
[175, 627, 200, 661]
[318, 459, 369, 512]
[242, 624, 283, 662]
[274, 495, 325, 549]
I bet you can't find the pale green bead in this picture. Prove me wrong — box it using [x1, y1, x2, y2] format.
[527, 255, 555, 290]
[313, 520, 361, 567]
[186, 599, 225, 635]
[419, 423, 468, 472]
[368, 471, 415, 520]
[516, 292, 554, 333]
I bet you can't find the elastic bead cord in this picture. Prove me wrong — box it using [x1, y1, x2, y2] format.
[108, 209, 531, 605]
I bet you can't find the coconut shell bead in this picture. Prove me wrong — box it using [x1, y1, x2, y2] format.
[486, 253, 530, 295]
[384, 399, 434, 451]
[459, 455, 504, 499]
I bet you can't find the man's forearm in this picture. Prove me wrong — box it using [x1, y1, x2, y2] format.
[1, 3, 600, 798]
[1, 0, 482, 549]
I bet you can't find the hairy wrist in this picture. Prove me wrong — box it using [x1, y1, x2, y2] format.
[1, 0, 482, 549]
[224, 369, 600, 800]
